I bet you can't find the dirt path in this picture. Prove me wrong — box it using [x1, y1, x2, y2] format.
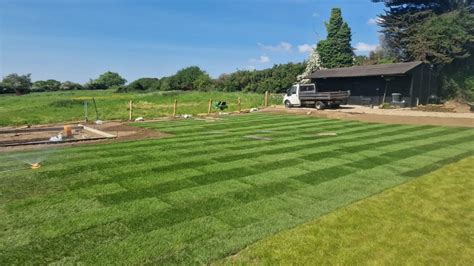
[262, 106, 474, 128]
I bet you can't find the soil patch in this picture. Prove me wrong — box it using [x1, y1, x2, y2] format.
[0, 121, 170, 153]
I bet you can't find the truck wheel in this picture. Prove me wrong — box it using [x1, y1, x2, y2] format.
[284, 100, 292, 108]
[315, 101, 325, 110]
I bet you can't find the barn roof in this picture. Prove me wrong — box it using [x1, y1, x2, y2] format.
[307, 61, 423, 79]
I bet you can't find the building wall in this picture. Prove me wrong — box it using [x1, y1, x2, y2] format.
[313, 75, 413, 106]
[407, 64, 437, 106]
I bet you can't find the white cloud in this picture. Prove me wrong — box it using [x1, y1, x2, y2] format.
[257, 42, 292, 52]
[354, 42, 379, 53]
[312, 12, 320, 18]
[297, 44, 316, 53]
[249, 55, 270, 64]
[367, 17, 383, 25]
[246, 65, 256, 70]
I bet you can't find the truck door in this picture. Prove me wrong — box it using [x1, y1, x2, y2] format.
[287, 85, 300, 106]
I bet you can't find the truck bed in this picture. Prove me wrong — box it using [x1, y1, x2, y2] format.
[299, 90, 350, 101]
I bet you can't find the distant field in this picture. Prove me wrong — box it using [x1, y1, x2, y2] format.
[0, 90, 279, 126]
[0, 113, 472, 264]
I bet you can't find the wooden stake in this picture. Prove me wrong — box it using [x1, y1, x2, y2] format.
[173, 99, 177, 117]
[84, 101, 88, 122]
[208, 99, 212, 115]
[237, 97, 241, 113]
[129, 100, 133, 121]
[92, 97, 99, 120]
[264, 91, 268, 107]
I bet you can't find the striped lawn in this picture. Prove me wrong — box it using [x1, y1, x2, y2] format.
[0, 113, 473, 264]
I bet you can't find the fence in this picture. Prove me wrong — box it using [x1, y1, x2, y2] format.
[79, 91, 283, 122]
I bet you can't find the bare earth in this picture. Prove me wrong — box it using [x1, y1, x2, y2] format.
[262, 105, 474, 128]
[0, 121, 171, 153]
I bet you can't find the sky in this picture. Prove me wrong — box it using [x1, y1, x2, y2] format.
[0, 0, 386, 83]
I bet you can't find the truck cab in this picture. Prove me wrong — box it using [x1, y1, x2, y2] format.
[283, 83, 350, 110]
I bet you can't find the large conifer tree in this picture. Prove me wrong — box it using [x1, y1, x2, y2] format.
[316, 8, 354, 68]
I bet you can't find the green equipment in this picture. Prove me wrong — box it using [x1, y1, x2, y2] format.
[213, 101, 228, 111]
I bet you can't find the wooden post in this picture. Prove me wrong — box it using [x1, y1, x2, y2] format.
[237, 97, 241, 113]
[264, 91, 268, 107]
[173, 99, 177, 117]
[84, 101, 88, 122]
[129, 100, 133, 121]
[92, 97, 99, 120]
[208, 99, 212, 115]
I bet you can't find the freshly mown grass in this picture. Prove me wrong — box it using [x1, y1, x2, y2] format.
[225, 156, 474, 265]
[0, 113, 473, 264]
[0, 90, 277, 126]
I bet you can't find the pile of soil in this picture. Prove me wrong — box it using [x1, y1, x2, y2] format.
[444, 100, 472, 113]
[414, 105, 455, 113]
[414, 100, 472, 113]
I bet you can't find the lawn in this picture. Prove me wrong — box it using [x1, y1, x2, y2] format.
[0, 113, 473, 264]
[225, 156, 474, 265]
[0, 90, 277, 126]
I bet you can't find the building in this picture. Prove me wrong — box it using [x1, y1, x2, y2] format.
[307, 61, 435, 107]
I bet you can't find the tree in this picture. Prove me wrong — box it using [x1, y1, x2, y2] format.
[374, 0, 474, 99]
[316, 8, 354, 68]
[1, 73, 32, 95]
[122, 78, 160, 92]
[374, 0, 473, 62]
[86, 71, 127, 90]
[168, 66, 211, 90]
[84, 79, 108, 90]
[60, 81, 83, 90]
[298, 48, 321, 82]
[409, 10, 474, 66]
[215, 62, 306, 93]
[193, 74, 214, 91]
[32, 79, 61, 92]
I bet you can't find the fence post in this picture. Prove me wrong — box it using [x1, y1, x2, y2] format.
[264, 91, 269, 107]
[238, 97, 241, 113]
[84, 101, 88, 122]
[173, 99, 177, 117]
[129, 100, 133, 121]
[208, 99, 212, 115]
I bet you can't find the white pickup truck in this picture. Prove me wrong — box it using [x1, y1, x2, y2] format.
[283, 83, 350, 110]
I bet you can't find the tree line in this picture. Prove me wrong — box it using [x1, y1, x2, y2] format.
[0, 62, 306, 95]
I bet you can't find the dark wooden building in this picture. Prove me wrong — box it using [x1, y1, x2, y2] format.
[307, 61, 435, 107]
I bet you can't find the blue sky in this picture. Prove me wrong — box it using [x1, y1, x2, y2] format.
[1, 0, 385, 83]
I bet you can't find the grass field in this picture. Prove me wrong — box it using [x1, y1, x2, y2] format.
[0, 90, 278, 126]
[226, 156, 474, 264]
[0, 113, 473, 264]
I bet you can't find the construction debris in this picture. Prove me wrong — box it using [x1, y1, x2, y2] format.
[49, 134, 63, 142]
[135, 117, 145, 122]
